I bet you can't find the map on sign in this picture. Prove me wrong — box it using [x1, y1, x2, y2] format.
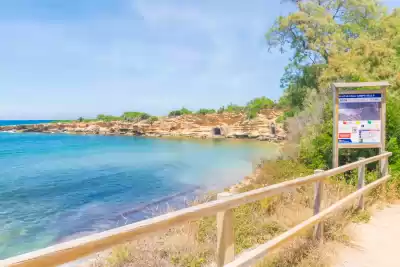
[338, 93, 381, 144]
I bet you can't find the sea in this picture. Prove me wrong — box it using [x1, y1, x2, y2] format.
[0, 120, 279, 259]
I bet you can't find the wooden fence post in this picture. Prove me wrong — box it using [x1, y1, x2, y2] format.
[357, 157, 365, 210]
[313, 169, 324, 241]
[379, 153, 389, 199]
[380, 152, 389, 178]
[217, 192, 234, 267]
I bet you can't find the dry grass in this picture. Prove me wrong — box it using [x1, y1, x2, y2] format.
[90, 159, 391, 267]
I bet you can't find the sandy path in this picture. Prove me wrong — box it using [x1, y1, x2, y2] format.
[334, 204, 400, 267]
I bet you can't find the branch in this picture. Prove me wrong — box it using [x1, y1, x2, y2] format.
[289, 25, 309, 51]
[332, 1, 344, 20]
[308, 52, 316, 64]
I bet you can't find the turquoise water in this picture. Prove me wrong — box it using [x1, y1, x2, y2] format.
[0, 120, 53, 126]
[0, 129, 277, 259]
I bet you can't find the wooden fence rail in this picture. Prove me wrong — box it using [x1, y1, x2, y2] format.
[1, 152, 392, 267]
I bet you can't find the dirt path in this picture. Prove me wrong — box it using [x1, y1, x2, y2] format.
[334, 204, 400, 267]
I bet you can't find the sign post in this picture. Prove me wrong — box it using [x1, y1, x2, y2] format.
[332, 82, 389, 168]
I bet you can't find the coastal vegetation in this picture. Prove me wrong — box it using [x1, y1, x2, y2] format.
[168, 107, 193, 117]
[267, 0, 400, 176]
[60, 97, 278, 123]
[122, 112, 151, 121]
[96, 114, 123, 122]
[196, 109, 216, 115]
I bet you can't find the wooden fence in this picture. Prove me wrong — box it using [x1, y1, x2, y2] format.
[1, 152, 391, 267]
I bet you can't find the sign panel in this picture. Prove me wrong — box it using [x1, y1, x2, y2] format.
[338, 93, 381, 144]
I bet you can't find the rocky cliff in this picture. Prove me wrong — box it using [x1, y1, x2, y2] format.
[0, 109, 286, 142]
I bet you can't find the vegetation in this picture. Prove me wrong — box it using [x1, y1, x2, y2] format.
[96, 114, 123, 122]
[196, 109, 216, 115]
[122, 112, 150, 121]
[225, 103, 245, 113]
[148, 116, 159, 124]
[168, 107, 193, 117]
[216, 98, 277, 119]
[67, 97, 281, 123]
[245, 97, 275, 119]
[70, 98, 280, 123]
[51, 120, 74, 123]
[266, 0, 400, 175]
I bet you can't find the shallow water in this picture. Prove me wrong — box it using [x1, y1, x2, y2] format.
[0, 120, 53, 126]
[0, 131, 278, 259]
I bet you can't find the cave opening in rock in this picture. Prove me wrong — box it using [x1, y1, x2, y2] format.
[213, 127, 222, 135]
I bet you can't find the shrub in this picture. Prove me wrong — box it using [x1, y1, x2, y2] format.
[245, 97, 275, 120]
[96, 114, 123, 122]
[196, 109, 216, 115]
[225, 103, 245, 113]
[168, 107, 193, 117]
[122, 112, 150, 121]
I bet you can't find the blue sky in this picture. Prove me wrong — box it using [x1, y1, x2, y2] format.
[0, 0, 397, 119]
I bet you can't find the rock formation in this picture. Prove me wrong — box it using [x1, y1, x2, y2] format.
[0, 109, 286, 142]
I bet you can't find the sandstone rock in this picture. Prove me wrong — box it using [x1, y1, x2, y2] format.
[233, 132, 249, 138]
[0, 109, 287, 142]
[249, 131, 260, 139]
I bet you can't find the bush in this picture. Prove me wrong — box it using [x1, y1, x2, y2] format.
[96, 114, 123, 122]
[247, 109, 258, 120]
[122, 112, 150, 121]
[168, 107, 193, 117]
[245, 97, 276, 120]
[196, 109, 216, 115]
[225, 103, 245, 113]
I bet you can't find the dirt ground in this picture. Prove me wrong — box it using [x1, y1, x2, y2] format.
[333, 204, 400, 267]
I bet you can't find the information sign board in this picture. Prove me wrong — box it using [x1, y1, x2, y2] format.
[338, 93, 381, 144]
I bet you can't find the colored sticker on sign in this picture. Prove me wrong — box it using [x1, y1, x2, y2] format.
[339, 133, 351, 138]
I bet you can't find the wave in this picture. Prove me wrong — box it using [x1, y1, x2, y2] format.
[55, 185, 203, 244]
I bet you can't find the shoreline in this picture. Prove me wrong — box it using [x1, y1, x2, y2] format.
[0, 110, 287, 143]
[0, 123, 286, 144]
[0, 128, 286, 144]
[0, 127, 286, 145]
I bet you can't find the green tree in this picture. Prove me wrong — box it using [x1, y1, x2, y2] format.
[148, 116, 159, 124]
[268, 0, 400, 169]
